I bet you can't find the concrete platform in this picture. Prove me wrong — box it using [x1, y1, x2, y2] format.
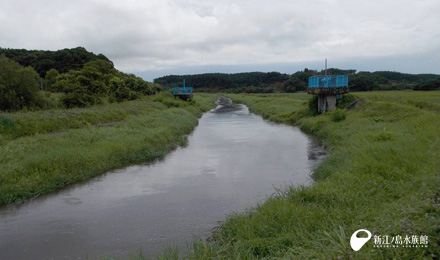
[307, 87, 349, 95]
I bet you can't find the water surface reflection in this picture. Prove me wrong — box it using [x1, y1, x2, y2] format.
[0, 97, 326, 259]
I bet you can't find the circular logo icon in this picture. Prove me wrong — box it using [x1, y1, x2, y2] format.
[350, 229, 372, 251]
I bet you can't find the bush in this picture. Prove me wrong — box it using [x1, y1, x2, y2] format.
[337, 94, 357, 108]
[61, 92, 97, 108]
[372, 128, 394, 141]
[308, 95, 319, 115]
[0, 113, 16, 134]
[330, 108, 346, 122]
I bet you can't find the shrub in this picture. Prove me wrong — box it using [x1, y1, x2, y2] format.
[61, 92, 96, 108]
[372, 128, 394, 141]
[330, 108, 346, 122]
[0, 113, 16, 134]
[308, 95, 319, 115]
[337, 94, 357, 108]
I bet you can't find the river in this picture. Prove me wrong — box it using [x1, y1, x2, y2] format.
[0, 97, 326, 259]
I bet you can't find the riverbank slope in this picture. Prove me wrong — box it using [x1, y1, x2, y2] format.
[0, 93, 217, 206]
[173, 91, 439, 259]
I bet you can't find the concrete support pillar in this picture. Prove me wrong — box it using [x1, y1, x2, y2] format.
[318, 95, 325, 114]
[317, 95, 337, 114]
[326, 95, 337, 112]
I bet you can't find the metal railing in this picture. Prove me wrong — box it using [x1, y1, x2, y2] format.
[308, 75, 348, 88]
[172, 79, 193, 96]
[172, 87, 193, 95]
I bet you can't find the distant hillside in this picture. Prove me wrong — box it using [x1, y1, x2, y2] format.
[154, 72, 289, 93]
[373, 71, 439, 82]
[0, 47, 111, 77]
[155, 69, 439, 93]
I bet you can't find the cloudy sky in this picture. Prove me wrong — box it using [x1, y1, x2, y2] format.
[1, 0, 439, 80]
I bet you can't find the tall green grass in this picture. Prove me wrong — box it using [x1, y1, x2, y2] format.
[146, 91, 439, 259]
[0, 93, 217, 205]
[0, 93, 215, 142]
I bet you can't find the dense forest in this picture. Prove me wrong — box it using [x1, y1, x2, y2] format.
[0, 47, 160, 111]
[155, 72, 290, 93]
[0, 47, 111, 77]
[155, 69, 439, 93]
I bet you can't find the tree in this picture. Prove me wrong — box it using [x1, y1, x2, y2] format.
[282, 76, 306, 92]
[0, 47, 112, 77]
[1, 49, 159, 109]
[43, 68, 60, 91]
[110, 76, 137, 102]
[413, 78, 440, 91]
[349, 74, 377, 91]
[0, 55, 40, 110]
[292, 69, 317, 85]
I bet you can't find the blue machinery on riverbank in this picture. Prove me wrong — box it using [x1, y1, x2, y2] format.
[172, 79, 193, 100]
[308, 59, 349, 113]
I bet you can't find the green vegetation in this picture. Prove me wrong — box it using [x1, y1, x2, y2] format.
[2, 45, 439, 258]
[414, 78, 440, 91]
[142, 91, 438, 259]
[155, 69, 439, 93]
[0, 46, 111, 77]
[0, 93, 217, 206]
[154, 72, 289, 93]
[0, 55, 41, 110]
[329, 108, 346, 122]
[0, 49, 161, 111]
[51, 59, 160, 108]
[337, 93, 357, 108]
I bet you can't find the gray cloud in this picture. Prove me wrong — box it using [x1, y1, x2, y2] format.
[0, 0, 438, 79]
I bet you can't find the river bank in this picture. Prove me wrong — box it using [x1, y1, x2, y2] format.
[0, 93, 217, 206]
[161, 91, 440, 259]
[1, 96, 327, 260]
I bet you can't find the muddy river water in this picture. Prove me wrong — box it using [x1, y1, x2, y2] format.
[0, 97, 326, 259]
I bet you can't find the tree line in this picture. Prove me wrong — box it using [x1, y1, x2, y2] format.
[155, 69, 439, 93]
[0, 48, 160, 111]
[0, 46, 111, 77]
[154, 72, 290, 93]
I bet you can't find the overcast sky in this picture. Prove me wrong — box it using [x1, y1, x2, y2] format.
[1, 0, 439, 80]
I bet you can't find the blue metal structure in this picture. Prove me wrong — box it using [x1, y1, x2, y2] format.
[307, 60, 349, 114]
[172, 79, 193, 99]
[307, 74, 349, 113]
[308, 75, 348, 88]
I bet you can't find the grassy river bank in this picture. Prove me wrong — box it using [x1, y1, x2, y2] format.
[2, 91, 438, 259]
[0, 93, 217, 206]
[151, 91, 439, 259]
